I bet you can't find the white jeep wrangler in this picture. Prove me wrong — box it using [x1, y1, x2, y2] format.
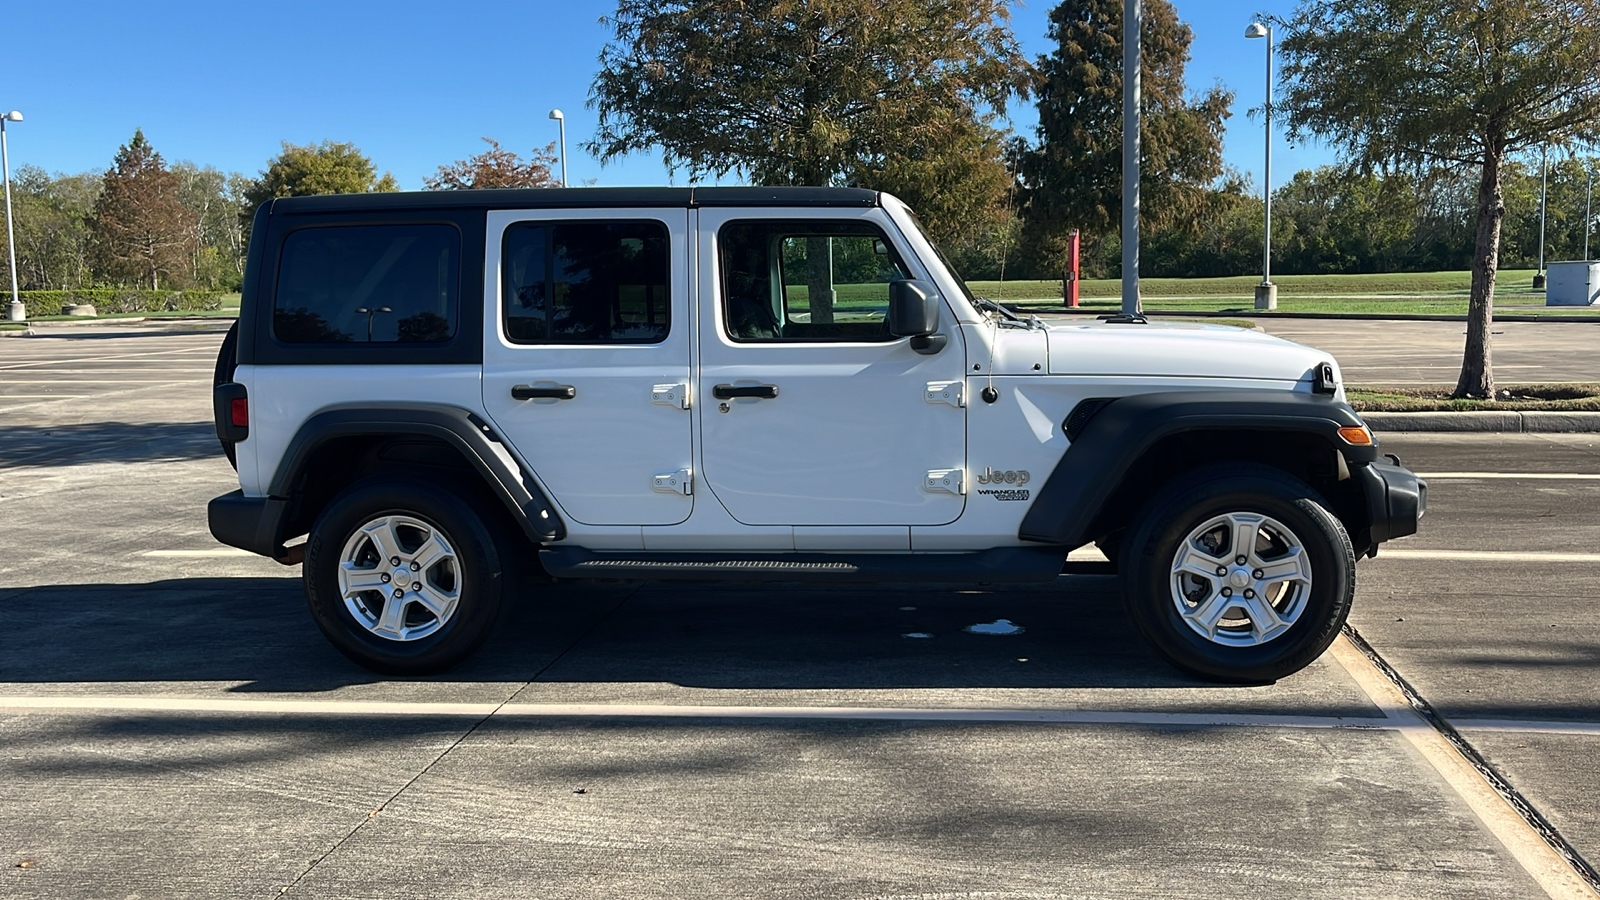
[209, 187, 1423, 682]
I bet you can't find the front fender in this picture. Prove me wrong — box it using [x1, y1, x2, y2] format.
[1018, 390, 1376, 547]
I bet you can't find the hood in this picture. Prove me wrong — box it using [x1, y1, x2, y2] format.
[1045, 320, 1333, 384]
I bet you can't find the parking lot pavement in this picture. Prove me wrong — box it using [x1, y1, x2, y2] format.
[1252, 319, 1600, 385]
[2, 330, 1598, 898]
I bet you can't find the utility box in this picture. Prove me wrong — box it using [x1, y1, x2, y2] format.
[1546, 261, 1600, 306]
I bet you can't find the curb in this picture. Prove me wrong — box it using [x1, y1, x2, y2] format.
[1364, 411, 1600, 433]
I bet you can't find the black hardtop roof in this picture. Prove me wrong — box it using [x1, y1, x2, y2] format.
[268, 186, 881, 215]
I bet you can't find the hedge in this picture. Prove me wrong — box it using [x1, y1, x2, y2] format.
[18, 289, 225, 315]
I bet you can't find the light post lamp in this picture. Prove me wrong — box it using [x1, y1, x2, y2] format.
[2, 110, 22, 322]
[548, 109, 568, 188]
[1246, 22, 1276, 310]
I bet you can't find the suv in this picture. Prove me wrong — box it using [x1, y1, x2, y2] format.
[209, 187, 1423, 683]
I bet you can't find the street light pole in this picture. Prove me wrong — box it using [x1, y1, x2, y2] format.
[1535, 145, 1548, 289]
[548, 109, 568, 188]
[1120, 0, 1141, 317]
[1586, 165, 1593, 262]
[2, 110, 22, 322]
[1247, 23, 1276, 310]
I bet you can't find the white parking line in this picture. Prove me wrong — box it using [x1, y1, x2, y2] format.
[1454, 720, 1600, 736]
[0, 346, 214, 370]
[1418, 473, 1600, 480]
[143, 549, 253, 557]
[1327, 637, 1598, 900]
[0, 694, 1386, 729]
[1379, 549, 1600, 563]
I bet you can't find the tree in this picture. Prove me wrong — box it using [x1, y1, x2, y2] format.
[425, 138, 560, 190]
[1, 166, 99, 291]
[587, 0, 1031, 244]
[1279, 0, 1600, 398]
[1012, 0, 1232, 276]
[245, 141, 398, 209]
[92, 129, 189, 290]
[173, 162, 250, 290]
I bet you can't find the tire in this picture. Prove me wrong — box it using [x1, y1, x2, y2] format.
[303, 476, 505, 675]
[1120, 464, 1355, 684]
[213, 321, 240, 470]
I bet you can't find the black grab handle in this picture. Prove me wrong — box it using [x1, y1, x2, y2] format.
[712, 383, 779, 400]
[511, 384, 577, 400]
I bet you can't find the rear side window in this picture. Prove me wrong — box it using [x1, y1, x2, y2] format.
[274, 224, 459, 344]
[501, 221, 670, 344]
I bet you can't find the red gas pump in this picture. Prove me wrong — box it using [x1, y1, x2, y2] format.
[1064, 229, 1081, 308]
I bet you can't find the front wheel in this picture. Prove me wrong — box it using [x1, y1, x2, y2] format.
[303, 477, 505, 675]
[1121, 465, 1356, 684]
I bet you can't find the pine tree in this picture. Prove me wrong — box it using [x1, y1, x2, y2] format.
[92, 130, 188, 290]
[1012, 0, 1232, 269]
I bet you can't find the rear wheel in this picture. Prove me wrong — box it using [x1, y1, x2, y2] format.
[303, 477, 504, 674]
[1121, 465, 1355, 683]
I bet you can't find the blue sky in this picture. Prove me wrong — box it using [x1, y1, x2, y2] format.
[1, 1, 1332, 197]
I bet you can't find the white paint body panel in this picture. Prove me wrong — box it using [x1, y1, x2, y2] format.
[248, 364, 485, 498]
[480, 208, 694, 527]
[693, 206, 968, 527]
[1046, 320, 1327, 381]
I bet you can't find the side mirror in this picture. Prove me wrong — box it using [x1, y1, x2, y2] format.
[889, 280, 940, 336]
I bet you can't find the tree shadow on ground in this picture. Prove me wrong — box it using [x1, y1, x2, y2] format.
[0, 421, 218, 467]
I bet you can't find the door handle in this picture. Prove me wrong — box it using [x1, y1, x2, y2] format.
[511, 384, 577, 400]
[712, 383, 778, 400]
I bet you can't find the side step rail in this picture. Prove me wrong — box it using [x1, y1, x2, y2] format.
[539, 546, 1078, 584]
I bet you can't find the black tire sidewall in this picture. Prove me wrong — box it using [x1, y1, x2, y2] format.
[1123, 468, 1355, 684]
[213, 321, 240, 469]
[304, 477, 504, 675]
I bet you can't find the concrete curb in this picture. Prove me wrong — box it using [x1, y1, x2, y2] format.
[1, 316, 236, 336]
[1364, 411, 1600, 433]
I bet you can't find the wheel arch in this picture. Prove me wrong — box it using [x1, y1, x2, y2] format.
[1019, 390, 1378, 552]
[266, 404, 565, 554]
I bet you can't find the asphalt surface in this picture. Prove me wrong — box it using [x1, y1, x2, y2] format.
[2, 325, 1599, 899]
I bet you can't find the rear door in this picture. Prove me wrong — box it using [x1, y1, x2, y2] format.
[481, 208, 694, 526]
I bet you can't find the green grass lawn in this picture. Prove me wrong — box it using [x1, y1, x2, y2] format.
[1348, 384, 1600, 411]
[965, 268, 1600, 316]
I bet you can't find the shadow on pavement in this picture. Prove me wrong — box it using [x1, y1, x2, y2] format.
[0, 574, 1232, 692]
[0, 421, 218, 467]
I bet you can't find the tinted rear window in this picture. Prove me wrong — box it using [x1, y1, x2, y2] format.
[502, 221, 670, 344]
[274, 224, 460, 344]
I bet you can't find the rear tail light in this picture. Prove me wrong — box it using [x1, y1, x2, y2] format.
[214, 382, 249, 443]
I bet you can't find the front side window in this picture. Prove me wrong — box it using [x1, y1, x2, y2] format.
[720, 220, 910, 342]
[502, 221, 670, 344]
[274, 224, 459, 344]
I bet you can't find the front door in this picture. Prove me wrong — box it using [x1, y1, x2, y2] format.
[695, 208, 967, 526]
[482, 208, 693, 526]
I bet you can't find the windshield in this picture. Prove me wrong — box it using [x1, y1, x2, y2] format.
[902, 210, 976, 304]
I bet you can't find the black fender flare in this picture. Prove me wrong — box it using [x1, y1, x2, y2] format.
[1018, 390, 1377, 547]
[268, 403, 565, 547]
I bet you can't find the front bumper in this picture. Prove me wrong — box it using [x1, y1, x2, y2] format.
[1353, 460, 1426, 549]
[208, 490, 289, 558]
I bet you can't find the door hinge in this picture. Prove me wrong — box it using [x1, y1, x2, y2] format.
[652, 468, 693, 495]
[652, 382, 691, 409]
[924, 468, 965, 495]
[925, 380, 965, 408]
